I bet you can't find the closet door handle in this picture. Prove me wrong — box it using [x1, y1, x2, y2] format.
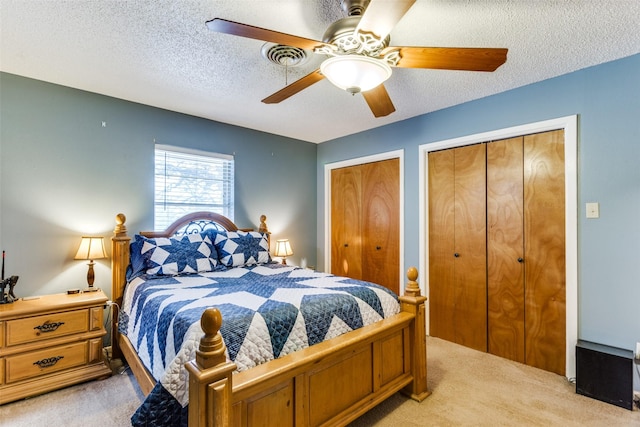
[454, 253, 460, 258]
[517, 257, 524, 263]
[344, 243, 349, 247]
[376, 246, 382, 250]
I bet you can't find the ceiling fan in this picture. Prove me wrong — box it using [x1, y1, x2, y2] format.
[206, 0, 508, 118]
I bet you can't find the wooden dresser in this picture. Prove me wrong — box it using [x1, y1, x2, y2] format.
[0, 290, 113, 404]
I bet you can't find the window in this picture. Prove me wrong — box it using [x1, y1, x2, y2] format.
[154, 145, 234, 231]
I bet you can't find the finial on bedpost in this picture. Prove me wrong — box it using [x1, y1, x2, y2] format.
[404, 266, 421, 297]
[196, 307, 227, 369]
[114, 213, 127, 236]
[258, 214, 271, 247]
[258, 214, 268, 234]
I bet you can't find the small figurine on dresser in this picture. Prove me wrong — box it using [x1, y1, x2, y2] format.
[1, 250, 19, 304]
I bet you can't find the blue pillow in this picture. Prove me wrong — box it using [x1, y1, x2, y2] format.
[128, 233, 220, 278]
[126, 234, 148, 281]
[213, 231, 271, 267]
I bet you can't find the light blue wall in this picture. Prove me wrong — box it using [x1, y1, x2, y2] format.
[318, 54, 640, 383]
[0, 72, 317, 300]
[2, 53, 638, 387]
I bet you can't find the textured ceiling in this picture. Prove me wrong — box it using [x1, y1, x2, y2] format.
[2, 0, 639, 143]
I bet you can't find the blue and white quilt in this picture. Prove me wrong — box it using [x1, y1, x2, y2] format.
[121, 262, 400, 426]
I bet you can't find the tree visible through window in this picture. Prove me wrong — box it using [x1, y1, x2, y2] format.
[154, 145, 234, 231]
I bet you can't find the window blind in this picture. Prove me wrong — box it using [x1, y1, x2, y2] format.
[154, 145, 234, 231]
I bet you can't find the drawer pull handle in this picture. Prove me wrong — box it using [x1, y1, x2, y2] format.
[34, 321, 65, 334]
[33, 356, 64, 368]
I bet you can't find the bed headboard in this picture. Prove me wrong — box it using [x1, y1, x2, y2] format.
[111, 212, 269, 305]
[139, 211, 239, 238]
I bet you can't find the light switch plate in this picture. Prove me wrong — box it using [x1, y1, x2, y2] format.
[586, 202, 599, 219]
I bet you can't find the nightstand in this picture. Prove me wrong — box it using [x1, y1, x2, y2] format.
[0, 289, 113, 404]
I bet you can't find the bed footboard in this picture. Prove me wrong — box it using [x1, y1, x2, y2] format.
[187, 268, 429, 427]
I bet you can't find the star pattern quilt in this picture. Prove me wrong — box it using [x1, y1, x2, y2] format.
[120, 262, 400, 427]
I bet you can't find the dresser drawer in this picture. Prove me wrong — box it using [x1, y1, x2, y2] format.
[5, 341, 87, 383]
[0, 291, 112, 404]
[6, 310, 89, 346]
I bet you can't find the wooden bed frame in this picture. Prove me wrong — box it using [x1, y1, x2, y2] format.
[111, 212, 429, 426]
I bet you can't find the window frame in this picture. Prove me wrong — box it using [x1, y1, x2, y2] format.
[154, 144, 234, 231]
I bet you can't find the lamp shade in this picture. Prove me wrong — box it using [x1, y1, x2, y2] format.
[74, 237, 107, 261]
[320, 55, 392, 94]
[274, 239, 293, 258]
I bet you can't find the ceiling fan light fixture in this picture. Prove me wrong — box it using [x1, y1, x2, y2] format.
[320, 55, 392, 94]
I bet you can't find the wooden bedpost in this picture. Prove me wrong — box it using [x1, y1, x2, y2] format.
[399, 266, 430, 401]
[186, 308, 236, 427]
[258, 214, 271, 247]
[111, 213, 131, 360]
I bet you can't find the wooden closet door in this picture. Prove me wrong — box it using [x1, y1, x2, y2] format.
[428, 145, 487, 351]
[361, 159, 400, 294]
[429, 131, 566, 374]
[331, 166, 363, 280]
[428, 149, 456, 342]
[487, 137, 525, 363]
[524, 130, 566, 375]
[453, 144, 487, 352]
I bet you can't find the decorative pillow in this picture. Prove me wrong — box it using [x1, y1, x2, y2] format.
[213, 230, 271, 267]
[126, 235, 148, 281]
[129, 233, 220, 277]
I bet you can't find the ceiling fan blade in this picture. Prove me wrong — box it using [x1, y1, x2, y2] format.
[388, 46, 508, 72]
[355, 0, 416, 40]
[362, 84, 396, 118]
[206, 18, 329, 51]
[262, 69, 325, 104]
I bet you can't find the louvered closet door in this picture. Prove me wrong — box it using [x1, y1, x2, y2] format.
[331, 166, 363, 280]
[361, 159, 400, 294]
[429, 144, 487, 352]
[524, 130, 565, 375]
[487, 137, 526, 363]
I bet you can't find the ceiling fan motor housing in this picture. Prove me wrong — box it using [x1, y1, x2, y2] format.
[322, 16, 390, 56]
[340, 0, 370, 16]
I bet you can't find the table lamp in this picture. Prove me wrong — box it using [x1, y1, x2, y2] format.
[274, 239, 293, 265]
[74, 236, 107, 292]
